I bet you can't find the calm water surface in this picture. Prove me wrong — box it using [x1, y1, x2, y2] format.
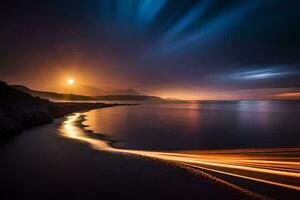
[83, 101, 300, 150]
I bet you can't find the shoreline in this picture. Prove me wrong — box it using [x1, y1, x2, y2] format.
[1, 106, 299, 199]
[62, 111, 300, 199]
[60, 112, 268, 199]
[0, 113, 261, 200]
[0, 101, 137, 141]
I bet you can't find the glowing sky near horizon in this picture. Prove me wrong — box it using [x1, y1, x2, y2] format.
[1, 0, 300, 99]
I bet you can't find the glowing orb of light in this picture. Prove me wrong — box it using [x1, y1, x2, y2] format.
[67, 79, 74, 86]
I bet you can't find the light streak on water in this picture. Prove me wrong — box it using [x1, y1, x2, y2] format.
[60, 113, 300, 193]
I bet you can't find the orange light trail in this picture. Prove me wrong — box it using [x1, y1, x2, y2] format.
[60, 113, 300, 193]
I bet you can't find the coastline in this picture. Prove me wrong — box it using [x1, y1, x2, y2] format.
[62, 110, 299, 199]
[60, 112, 267, 199]
[0, 100, 134, 141]
[0, 108, 261, 200]
[1, 106, 299, 199]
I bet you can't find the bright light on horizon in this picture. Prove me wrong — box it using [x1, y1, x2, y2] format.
[67, 79, 74, 86]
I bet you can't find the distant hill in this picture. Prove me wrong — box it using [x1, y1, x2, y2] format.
[1, 82, 45, 102]
[12, 84, 163, 101]
[12, 85, 97, 101]
[0, 81, 53, 135]
[51, 83, 139, 96]
[0, 81, 115, 138]
[95, 95, 162, 101]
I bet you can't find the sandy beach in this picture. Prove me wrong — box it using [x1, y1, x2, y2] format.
[0, 112, 262, 200]
[2, 1, 300, 199]
[61, 110, 300, 199]
[1, 105, 299, 199]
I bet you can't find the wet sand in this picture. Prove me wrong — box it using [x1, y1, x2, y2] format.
[1, 107, 299, 200]
[60, 112, 300, 199]
[1, 116, 262, 200]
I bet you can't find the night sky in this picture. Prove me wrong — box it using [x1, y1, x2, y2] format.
[1, 0, 300, 99]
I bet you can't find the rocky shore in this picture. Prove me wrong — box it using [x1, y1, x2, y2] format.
[0, 81, 116, 139]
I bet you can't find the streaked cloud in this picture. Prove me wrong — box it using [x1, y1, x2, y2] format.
[221, 67, 299, 81]
[2, 0, 300, 99]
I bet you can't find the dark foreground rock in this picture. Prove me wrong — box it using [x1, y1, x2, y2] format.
[0, 81, 114, 139]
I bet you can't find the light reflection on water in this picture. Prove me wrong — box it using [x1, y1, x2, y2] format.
[60, 113, 112, 150]
[82, 101, 300, 150]
[59, 112, 300, 193]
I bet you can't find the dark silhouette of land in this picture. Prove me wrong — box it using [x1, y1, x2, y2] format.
[95, 95, 162, 101]
[13, 84, 163, 101]
[0, 81, 117, 139]
[50, 83, 140, 96]
[12, 85, 98, 101]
